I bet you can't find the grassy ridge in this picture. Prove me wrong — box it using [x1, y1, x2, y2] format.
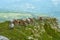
[0, 18, 60, 40]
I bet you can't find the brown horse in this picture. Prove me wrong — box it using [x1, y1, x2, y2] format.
[10, 18, 35, 26]
[19, 19, 27, 26]
[12, 19, 27, 26]
[39, 17, 43, 21]
[12, 19, 20, 26]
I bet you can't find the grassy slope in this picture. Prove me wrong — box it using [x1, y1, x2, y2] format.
[0, 20, 60, 40]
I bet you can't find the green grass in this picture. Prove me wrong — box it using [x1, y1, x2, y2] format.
[0, 19, 60, 40]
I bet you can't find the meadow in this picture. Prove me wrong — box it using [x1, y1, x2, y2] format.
[0, 17, 60, 40]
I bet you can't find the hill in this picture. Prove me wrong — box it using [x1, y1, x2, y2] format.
[0, 17, 60, 40]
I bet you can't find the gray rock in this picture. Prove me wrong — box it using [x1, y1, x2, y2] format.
[0, 36, 9, 40]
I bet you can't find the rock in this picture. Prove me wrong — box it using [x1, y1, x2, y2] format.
[0, 36, 9, 40]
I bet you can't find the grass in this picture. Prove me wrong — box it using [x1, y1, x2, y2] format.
[0, 17, 60, 40]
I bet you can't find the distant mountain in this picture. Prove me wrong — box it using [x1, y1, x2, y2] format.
[0, 12, 49, 22]
[0, 13, 32, 22]
[0, 11, 60, 22]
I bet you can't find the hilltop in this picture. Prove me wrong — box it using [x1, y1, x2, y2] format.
[0, 17, 60, 40]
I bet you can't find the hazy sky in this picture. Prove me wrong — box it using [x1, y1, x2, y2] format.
[0, 0, 60, 21]
[0, 0, 60, 13]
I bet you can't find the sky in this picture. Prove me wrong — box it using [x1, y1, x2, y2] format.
[0, 0, 60, 21]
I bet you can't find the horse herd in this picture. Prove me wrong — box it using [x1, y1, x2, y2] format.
[9, 17, 43, 29]
[11, 18, 34, 26]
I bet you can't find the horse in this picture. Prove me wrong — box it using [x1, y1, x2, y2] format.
[25, 18, 35, 25]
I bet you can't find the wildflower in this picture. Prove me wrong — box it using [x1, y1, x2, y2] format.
[34, 38, 38, 40]
[28, 36, 33, 40]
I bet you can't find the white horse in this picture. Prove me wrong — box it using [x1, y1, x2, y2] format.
[9, 20, 14, 29]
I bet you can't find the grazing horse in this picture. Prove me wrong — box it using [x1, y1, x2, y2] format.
[9, 18, 35, 26]
[29, 18, 34, 24]
[25, 18, 34, 25]
[19, 19, 27, 26]
[39, 17, 43, 21]
[12, 19, 20, 26]
[12, 19, 27, 26]
[25, 18, 30, 24]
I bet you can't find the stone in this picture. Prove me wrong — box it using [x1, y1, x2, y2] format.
[0, 36, 9, 40]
